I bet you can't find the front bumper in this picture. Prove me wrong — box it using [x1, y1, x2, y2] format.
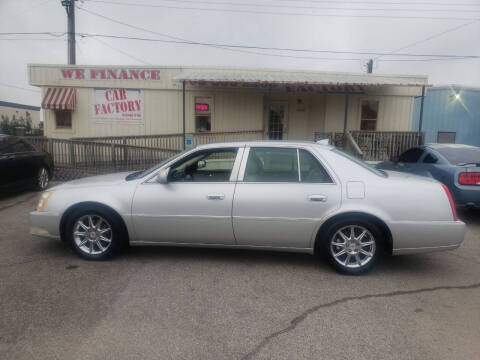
[389, 220, 465, 255]
[29, 211, 61, 241]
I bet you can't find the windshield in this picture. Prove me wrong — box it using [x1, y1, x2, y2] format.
[125, 150, 189, 180]
[332, 149, 387, 177]
[434, 146, 480, 165]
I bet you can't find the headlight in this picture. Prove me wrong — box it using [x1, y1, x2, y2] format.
[37, 191, 53, 212]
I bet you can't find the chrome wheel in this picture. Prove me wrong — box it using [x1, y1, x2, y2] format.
[73, 215, 113, 255]
[38, 168, 49, 189]
[330, 225, 376, 269]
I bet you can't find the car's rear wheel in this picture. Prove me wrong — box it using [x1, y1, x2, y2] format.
[66, 209, 122, 260]
[37, 167, 49, 190]
[323, 219, 383, 275]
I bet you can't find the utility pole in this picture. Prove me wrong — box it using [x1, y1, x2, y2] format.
[61, 0, 76, 65]
[367, 59, 373, 73]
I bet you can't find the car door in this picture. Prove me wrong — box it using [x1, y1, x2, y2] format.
[0, 136, 16, 190]
[131, 147, 243, 244]
[232, 146, 341, 249]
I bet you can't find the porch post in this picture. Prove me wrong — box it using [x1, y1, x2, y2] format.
[343, 90, 350, 134]
[182, 80, 186, 150]
[418, 85, 426, 145]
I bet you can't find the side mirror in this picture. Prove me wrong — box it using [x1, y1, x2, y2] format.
[197, 160, 206, 169]
[156, 168, 169, 184]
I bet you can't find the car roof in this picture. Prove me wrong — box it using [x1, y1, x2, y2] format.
[425, 143, 479, 150]
[195, 140, 333, 150]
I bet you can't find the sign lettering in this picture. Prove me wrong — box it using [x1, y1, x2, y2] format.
[60, 68, 161, 81]
[92, 88, 144, 124]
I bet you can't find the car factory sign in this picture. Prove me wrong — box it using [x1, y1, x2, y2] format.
[92, 88, 144, 124]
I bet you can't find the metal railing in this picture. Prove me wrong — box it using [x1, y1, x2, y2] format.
[350, 131, 424, 161]
[314, 131, 424, 161]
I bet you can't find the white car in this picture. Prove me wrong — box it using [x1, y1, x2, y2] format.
[30, 141, 465, 275]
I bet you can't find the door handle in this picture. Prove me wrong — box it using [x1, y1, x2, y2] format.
[207, 193, 225, 200]
[308, 194, 327, 202]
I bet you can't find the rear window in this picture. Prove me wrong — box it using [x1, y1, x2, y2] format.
[435, 146, 480, 165]
[332, 149, 387, 178]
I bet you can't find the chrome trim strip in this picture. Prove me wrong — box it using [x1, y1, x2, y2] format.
[129, 241, 314, 254]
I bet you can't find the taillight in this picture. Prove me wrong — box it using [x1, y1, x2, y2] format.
[458, 172, 480, 185]
[441, 184, 458, 221]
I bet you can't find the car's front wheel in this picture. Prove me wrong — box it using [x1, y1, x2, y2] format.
[323, 219, 383, 275]
[66, 209, 122, 260]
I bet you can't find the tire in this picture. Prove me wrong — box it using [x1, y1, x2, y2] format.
[36, 166, 50, 190]
[66, 208, 124, 260]
[322, 219, 384, 275]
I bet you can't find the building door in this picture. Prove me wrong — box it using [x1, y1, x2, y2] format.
[268, 103, 287, 140]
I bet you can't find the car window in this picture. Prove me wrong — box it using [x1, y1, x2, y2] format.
[423, 153, 438, 164]
[398, 148, 424, 163]
[244, 147, 298, 182]
[299, 149, 333, 183]
[0, 137, 8, 154]
[169, 148, 237, 182]
[434, 146, 480, 165]
[6, 137, 34, 153]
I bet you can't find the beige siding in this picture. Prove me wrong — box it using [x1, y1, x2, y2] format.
[30, 64, 419, 139]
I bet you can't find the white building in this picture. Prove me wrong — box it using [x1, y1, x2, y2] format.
[28, 64, 428, 140]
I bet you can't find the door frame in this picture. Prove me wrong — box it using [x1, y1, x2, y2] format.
[265, 101, 289, 140]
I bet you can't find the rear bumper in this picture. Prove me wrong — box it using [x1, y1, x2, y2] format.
[389, 220, 465, 255]
[29, 211, 61, 240]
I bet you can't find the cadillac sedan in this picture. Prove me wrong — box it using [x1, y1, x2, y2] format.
[29, 141, 465, 275]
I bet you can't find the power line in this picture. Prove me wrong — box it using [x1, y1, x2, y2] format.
[277, 0, 480, 6]
[83, 0, 480, 13]
[89, 36, 152, 64]
[3, 29, 479, 60]
[375, 18, 480, 60]
[80, 0, 480, 20]
[0, 82, 41, 93]
[3, 30, 478, 61]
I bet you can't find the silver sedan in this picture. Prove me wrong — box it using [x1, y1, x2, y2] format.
[29, 141, 465, 274]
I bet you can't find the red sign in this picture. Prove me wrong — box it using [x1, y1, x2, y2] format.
[195, 103, 209, 112]
[60, 68, 161, 81]
[92, 88, 143, 124]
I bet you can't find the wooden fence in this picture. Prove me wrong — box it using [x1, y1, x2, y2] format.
[23, 130, 265, 180]
[74, 130, 265, 149]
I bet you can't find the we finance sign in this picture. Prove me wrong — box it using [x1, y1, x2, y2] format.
[92, 88, 144, 124]
[60, 67, 161, 80]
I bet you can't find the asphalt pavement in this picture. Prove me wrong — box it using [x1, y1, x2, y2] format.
[1, 190, 479, 360]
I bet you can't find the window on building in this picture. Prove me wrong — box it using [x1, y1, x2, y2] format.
[244, 147, 298, 182]
[360, 100, 379, 131]
[55, 110, 72, 129]
[437, 132, 456, 144]
[195, 97, 212, 132]
[299, 149, 333, 183]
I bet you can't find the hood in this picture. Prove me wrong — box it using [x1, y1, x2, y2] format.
[50, 172, 132, 190]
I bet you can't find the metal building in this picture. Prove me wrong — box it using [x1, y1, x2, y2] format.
[413, 86, 480, 146]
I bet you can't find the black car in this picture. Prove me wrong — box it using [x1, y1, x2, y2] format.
[0, 134, 53, 193]
[377, 143, 480, 208]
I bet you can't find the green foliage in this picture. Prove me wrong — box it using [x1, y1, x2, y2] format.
[0, 111, 31, 135]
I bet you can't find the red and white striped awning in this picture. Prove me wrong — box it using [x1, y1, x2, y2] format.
[41, 87, 76, 110]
